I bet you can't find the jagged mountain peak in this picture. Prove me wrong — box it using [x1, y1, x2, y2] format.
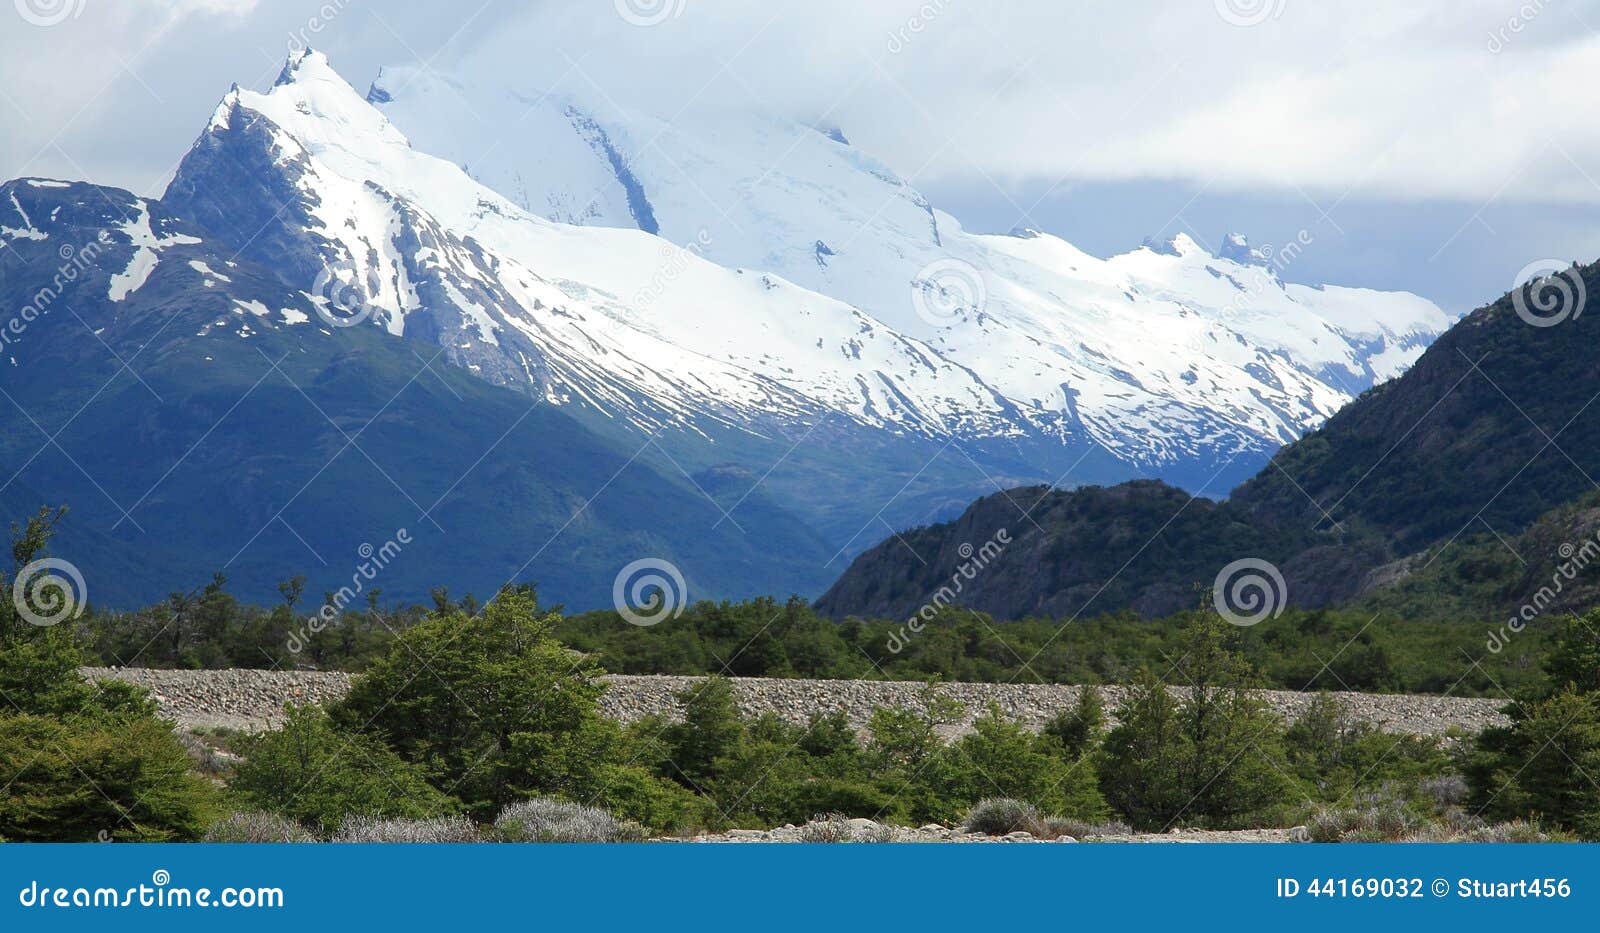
[274, 46, 323, 87]
[1217, 231, 1269, 266]
[1139, 231, 1211, 258]
[161, 49, 1452, 496]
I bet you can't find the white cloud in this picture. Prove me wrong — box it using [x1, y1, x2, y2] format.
[4, 0, 1600, 207]
[446, 0, 1600, 204]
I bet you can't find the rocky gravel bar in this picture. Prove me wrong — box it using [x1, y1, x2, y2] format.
[83, 668, 1508, 737]
[678, 818, 1304, 844]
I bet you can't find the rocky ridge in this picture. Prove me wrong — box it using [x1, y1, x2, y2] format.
[84, 668, 1508, 736]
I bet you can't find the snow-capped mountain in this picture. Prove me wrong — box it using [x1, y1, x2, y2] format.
[0, 175, 838, 609]
[367, 62, 1454, 469]
[0, 48, 1463, 606]
[164, 51, 1450, 497]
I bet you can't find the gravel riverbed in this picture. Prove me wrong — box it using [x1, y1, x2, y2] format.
[82, 668, 1508, 737]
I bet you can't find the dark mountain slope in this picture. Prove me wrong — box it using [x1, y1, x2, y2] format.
[815, 480, 1307, 621]
[1232, 268, 1600, 552]
[821, 260, 1600, 621]
[1353, 488, 1600, 626]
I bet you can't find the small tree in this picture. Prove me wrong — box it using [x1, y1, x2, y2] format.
[1467, 613, 1600, 838]
[1100, 616, 1297, 830]
[1545, 612, 1600, 696]
[936, 705, 1108, 823]
[0, 507, 218, 843]
[333, 586, 674, 822]
[661, 676, 744, 789]
[1099, 670, 1191, 829]
[1043, 686, 1105, 758]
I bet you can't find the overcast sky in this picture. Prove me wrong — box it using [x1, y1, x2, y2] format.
[4, 0, 1600, 311]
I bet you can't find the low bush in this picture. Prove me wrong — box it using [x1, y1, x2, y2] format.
[1027, 816, 1132, 839]
[1417, 774, 1469, 810]
[1395, 818, 1572, 843]
[1305, 789, 1423, 843]
[963, 798, 1038, 835]
[331, 815, 483, 843]
[0, 712, 220, 841]
[204, 811, 317, 843]
[494, 798, 646, 842]
[797, 814, 893, 843]
[229, 705, 458, 831]
[1463, 820, 1572, 843]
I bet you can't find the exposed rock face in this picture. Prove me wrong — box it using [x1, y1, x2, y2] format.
[83, 668, 1508, 737]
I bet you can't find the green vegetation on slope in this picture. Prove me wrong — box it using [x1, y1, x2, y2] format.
[9, 503, 1595, 842]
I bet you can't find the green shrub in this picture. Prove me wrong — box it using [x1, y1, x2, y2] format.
[1101, 618, 1299, 831]
[939, 707, 1108, 823]
[1467, 689, 1600, 839]
[230, 705, 457, 831]
[333, 587, 652, 820]
[581, 760, 705, 833]
[0, 712, 220, 841]
[1286, 693, 1453, 804]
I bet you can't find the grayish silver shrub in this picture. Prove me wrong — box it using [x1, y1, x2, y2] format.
[204, 811, 317, 843]
[494, 798, 645, 842]
[1030, 817, 1132, 839]
[963, 798, 1038, 836]
[798, 814, 893, 843]
[331, 815, 482, 843]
